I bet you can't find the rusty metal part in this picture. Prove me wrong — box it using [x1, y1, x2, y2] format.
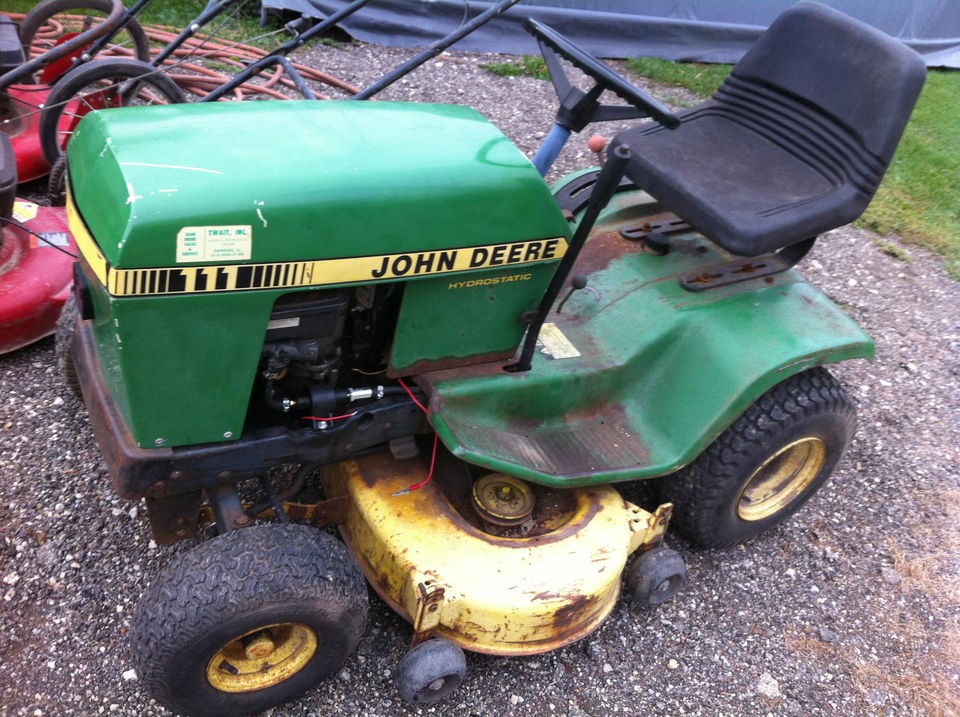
[628, 502, 673, 553]
[324, 450, 660, 656]
[618, 213, 691, 242]
[680, 237, 815, 291]
[208, 484, 247, 534]
[409, 575, 449, 647]
[145, 491, 203, 544]
[471, 474, 536, 527]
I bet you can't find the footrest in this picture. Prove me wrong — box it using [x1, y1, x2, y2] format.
[442, 412, 651, 479]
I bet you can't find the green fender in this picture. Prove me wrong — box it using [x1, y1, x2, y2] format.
[421, 189, 873, 488]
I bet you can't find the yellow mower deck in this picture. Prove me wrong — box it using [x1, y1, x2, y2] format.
[324, 451, 671, 654]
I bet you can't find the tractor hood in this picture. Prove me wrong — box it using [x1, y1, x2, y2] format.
[67, 101, 570, 294]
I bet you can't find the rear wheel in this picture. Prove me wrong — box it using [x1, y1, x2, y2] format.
[131, 524, 369, 717]
[19, 0, 151, 83]
[38, 58, 185, 164]
[656, 367, 855, 548]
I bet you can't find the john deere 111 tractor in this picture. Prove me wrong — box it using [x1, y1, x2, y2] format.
[59, 4, 924, 715]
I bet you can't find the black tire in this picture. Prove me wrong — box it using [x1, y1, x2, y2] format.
[39, 58, 185, 165]
[54, 292, 81, 399]
[19, 0, 151, 82]
[626, 546, 687, 607]
[46, 153, 68, 204]
[395, 638, 467, 705]
[131, 524, 369, 717]
[656, 367, 856, 548]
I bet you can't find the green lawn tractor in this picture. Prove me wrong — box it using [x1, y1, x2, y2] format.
[59, 3, 924, 716]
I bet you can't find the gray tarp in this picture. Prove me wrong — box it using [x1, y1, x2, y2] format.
[264, 0, 960, 67]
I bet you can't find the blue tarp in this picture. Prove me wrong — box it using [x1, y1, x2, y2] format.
[265, 0, 960, 67]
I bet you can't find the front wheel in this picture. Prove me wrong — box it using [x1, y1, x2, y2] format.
[656, 367, 856, 548]
[130, 524, 369, 717]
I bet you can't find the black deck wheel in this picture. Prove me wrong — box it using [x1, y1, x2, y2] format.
[395, 638, 467, 705]
[656, 367, 856, 548]
[626, 545, 687, 607]
[130, 524, 369, 717]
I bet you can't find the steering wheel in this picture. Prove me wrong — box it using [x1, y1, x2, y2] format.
[524, 17, 680, 131]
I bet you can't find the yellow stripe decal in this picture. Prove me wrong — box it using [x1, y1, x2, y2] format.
[76, 237, 569, 297]
[66, 191, 110, 288]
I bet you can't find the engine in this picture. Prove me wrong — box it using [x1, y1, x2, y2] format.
[253, 286, 403, 425]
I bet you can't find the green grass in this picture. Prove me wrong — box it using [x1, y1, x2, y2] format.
[480, 55, 549, 81]
[624, 58, 960, 278]
[624, 57, 731, 97]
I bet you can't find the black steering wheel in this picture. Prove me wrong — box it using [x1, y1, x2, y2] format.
[524, 17, 680, 131]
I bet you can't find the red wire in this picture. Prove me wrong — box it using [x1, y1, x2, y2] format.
[397, 377, 428, 413]
[393, 378, 438, 495]
[399, 433, 439, 494]
[301, 412, 357, 421]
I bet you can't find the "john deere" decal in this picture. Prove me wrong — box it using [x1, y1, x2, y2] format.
[68, 199, 567, 297]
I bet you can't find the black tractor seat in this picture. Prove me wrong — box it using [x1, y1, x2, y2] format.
[613, 1, 926, 258]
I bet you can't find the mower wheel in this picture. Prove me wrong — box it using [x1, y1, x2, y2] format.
[54, 293, 80, 399]
[395, 638, 467, 705]
[130, 524, 369, 717]
[18, 0, 151, 81]
[38, 58, 186, 165]
[657, 367, 855, 548]
[626, 546, 687, 607]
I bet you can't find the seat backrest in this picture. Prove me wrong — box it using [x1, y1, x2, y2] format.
[728, 1, 925, 165]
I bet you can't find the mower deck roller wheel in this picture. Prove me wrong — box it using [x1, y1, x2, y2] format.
[626, 545, 688, 607]
[130, 524, 369, 717]
[324, 450, 670, 656]
[396, 638, 467, 705]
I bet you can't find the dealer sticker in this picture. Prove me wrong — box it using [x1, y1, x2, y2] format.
[176, 225, 252, 263]
[537, 322, 581, 360]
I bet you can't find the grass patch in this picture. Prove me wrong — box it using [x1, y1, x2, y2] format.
[858, 70, 960, 278]
[480, 55, 549, 81]
[625, 57, 960, 279]
[874, 238, 912, 263]
[624, 57, 731, 97]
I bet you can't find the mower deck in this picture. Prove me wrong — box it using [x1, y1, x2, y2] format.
[324, 449, 669, 655]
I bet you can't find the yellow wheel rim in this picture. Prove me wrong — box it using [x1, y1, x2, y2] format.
[737, 437, 827, 522]
[206, 623, 318, 693]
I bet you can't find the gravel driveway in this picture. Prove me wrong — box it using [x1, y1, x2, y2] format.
[1, 38, 958, 717]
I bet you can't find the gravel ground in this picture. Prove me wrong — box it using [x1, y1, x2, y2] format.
[2, 36, 959, 717]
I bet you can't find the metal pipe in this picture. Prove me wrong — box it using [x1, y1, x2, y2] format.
[0, 0, 125, 90]
[506, 144, 631, 373]
[353, 0, 525, 100]
[199, 0, 370, 102]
